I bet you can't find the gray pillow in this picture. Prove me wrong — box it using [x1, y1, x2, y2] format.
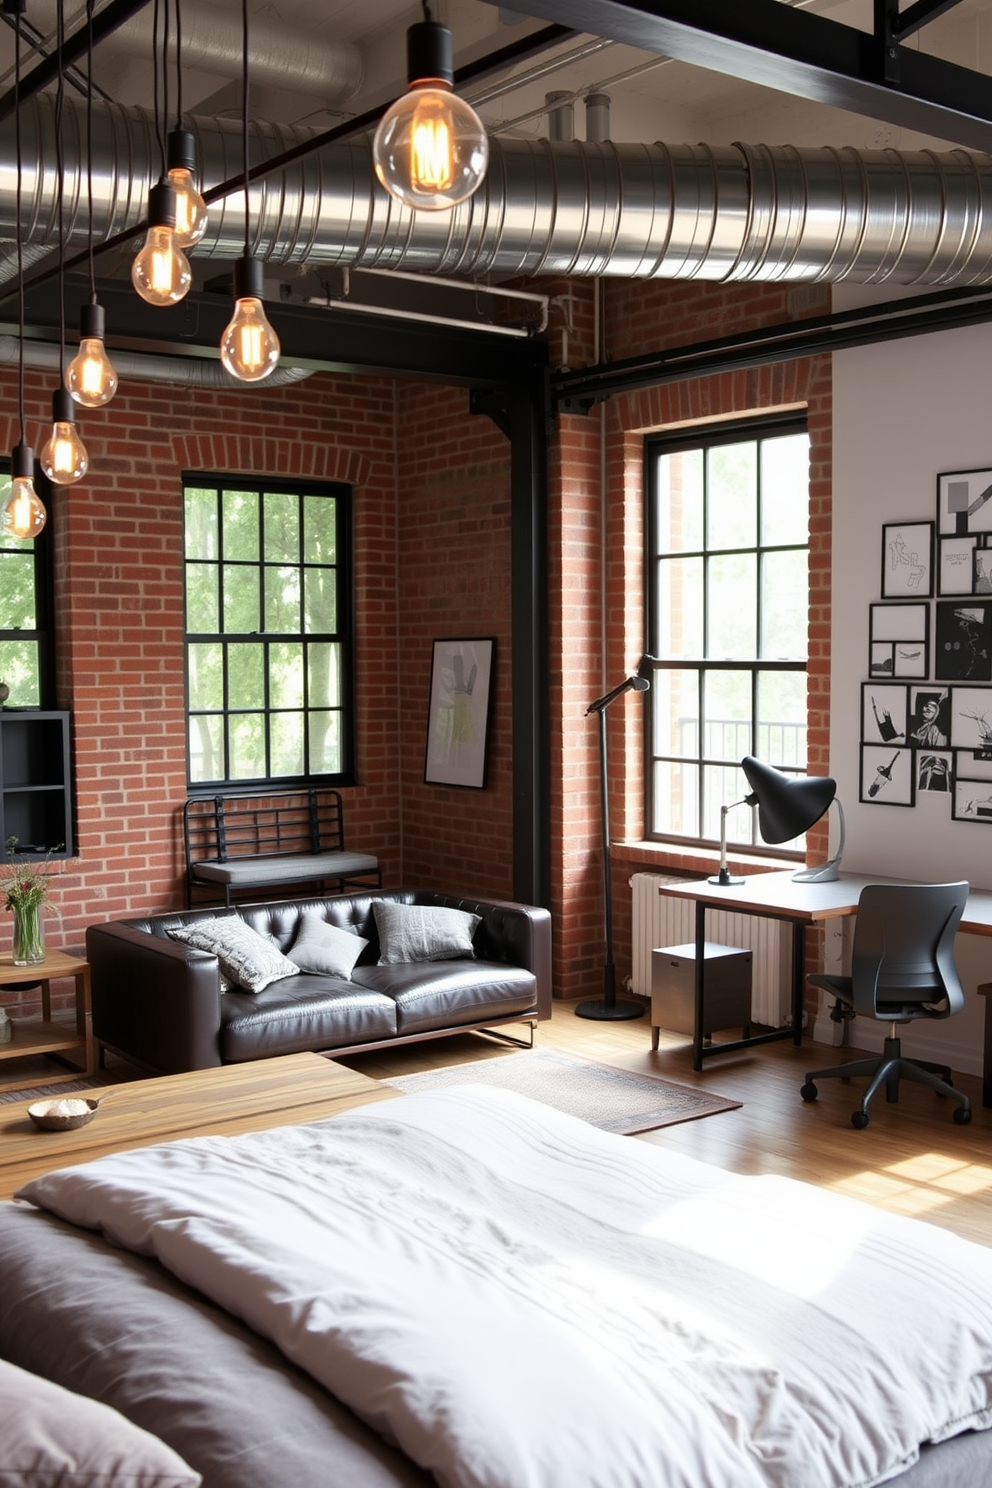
[167, 917, 299, 993]
[373, 900, 480, 964]
[288, 913, 368, 978]
[0, 1356, 201, 1487]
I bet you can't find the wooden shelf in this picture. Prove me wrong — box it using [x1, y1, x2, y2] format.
[0, 950, 93, 1093]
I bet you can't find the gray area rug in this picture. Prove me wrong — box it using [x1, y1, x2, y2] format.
[385, 1048, 742, 1134]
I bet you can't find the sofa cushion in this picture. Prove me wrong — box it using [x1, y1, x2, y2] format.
[352, 961, 538, 1034]
[219, 976, 398, 1061]
[0, 1356, 201, 1488]
[288, 913, 368, 979]
[167, 918, 299, 993]
[372, 901, 480, 965]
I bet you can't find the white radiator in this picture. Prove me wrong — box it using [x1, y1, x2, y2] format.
[630, 873, 791, 1027]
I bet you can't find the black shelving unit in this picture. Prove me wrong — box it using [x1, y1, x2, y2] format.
[0, 710, 72, 860]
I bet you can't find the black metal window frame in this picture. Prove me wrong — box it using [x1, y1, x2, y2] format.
[644, 411, 810, 854]
[0, 461, 56, 709]
[183, 470, 355, 792]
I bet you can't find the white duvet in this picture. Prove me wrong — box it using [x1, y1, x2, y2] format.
[17, 1085, 992, 1488]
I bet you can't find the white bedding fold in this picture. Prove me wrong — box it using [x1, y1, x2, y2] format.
[17, 1085, 992, 1488]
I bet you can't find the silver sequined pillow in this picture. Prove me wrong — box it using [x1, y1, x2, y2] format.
[168, 917, 300, 993]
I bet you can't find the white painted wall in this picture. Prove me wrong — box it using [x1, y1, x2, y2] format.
[829, 289, 992, 1075]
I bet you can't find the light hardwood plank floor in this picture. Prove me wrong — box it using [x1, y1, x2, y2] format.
[339, 1002, 992, 1248]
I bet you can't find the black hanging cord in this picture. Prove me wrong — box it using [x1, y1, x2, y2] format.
[151, 0, 164, 178]
[175, 0, 183, 128]
[14, 3, 24, 444]
[161, 0, 169, 173]
[55, 0, 66, 382]
[241, 0, 249, 254]
[85, 0, 96, 304]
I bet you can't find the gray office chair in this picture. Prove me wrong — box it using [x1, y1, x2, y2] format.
[801, 881, 972, 1129]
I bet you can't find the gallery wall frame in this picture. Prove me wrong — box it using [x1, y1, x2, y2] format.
[424, 637, 495, 790]
[881, 520, 933, 599]
[937, 467, 992, 537]
[861, 682, 907, 746]
[934, 600, 992, 682]
[949, 685, 992, 758]
[938, 534, 979, 596]
[952, 777, 992, 822]
[860, 744, 915, 806]
[868, 602, 929, 678]
[917, 751, 952, 794]
[907, 685, 950, 748]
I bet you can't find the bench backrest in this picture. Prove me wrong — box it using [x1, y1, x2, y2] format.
[184, 789, 345, 866]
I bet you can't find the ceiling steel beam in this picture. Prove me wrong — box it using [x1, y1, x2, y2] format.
[513, 0, 992, 151]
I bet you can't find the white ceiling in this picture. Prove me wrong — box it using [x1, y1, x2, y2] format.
[5, 0, 992, 156]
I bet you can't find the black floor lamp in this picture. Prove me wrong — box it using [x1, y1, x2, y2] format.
[576, 657, 654, 1021]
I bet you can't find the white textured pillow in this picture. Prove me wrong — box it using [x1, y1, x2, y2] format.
[373, 901, 480, 965]
[0, 1357, 201, 1487]
[289, 913, 368, 978]
[168, 917, 299, 993]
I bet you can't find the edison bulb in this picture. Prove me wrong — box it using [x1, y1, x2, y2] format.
[132, 224, 192, 306]
[168, 166, 208, 248]
[3, 446, 46, 540]
[166, 128, 208, 249]
[67, 301, 118, 408]
[220, 256, 280, 382]
[41, 390, 88, 486]
[373, 82, 488, 210]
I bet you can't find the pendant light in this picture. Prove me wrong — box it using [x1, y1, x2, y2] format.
[41, 0, 88, 487]
[372, 0, 489, 211]
[66, 0, 118, 409]
[166, 0, 208, 251]
[132, 0, 191, 307]
[2, 0, 46, 540]
[219, 0, 280, 382]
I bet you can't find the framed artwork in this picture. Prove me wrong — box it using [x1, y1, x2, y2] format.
[949, 686, 992, 759]
[861, 683, 907, 746]
[955, 749, 992, 782]
[907, 685, 950, 749]
[424, 637, 495, 789]
[937, 467, 992, 537]
[952, 778, 992, 822]
[938, 534, 979, 596]
[975, 541, 992, 595]
[917, 751, 952, 794]
[868, 602, 929, 678]
[881, 520, 933, 599]
[860, 745, 915, 806]
[934, 600, 992, 682]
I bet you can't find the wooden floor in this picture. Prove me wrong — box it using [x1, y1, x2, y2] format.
[340, 1002, 992, 1248]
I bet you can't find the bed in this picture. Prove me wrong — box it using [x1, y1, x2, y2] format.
[2, 1084, 992, 1488]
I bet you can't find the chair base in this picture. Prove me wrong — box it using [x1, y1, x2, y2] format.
[802, 1036, 972, 1128]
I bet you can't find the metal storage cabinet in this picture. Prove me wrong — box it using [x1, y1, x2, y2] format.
[650, 940, 751, 1051]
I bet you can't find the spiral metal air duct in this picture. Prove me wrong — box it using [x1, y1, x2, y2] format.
[5, 94, 992, 286]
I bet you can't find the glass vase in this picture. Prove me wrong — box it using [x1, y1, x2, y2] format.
[12, 900, 45, 965]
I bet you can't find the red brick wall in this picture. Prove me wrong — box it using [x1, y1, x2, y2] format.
[547, 278, 833, 1006]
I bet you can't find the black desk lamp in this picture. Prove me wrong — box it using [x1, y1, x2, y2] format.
[576, 655, 655, 1021]
[740, 755, 846, 883]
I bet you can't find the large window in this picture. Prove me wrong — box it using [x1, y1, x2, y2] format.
[0, 466, 53, 708]
[645, 416, 810, 852]
[184, 473, 353, 788]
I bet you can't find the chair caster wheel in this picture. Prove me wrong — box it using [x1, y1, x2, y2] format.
[851, 1110, 870, 1129]
[953, 1106, 972, 1125]
[800, 1081, 818, 1102]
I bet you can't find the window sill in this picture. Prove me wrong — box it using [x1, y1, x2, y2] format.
[612, 839, 800, 880]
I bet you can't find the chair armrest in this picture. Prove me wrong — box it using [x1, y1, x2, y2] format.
[86, 922, 224, 1074]
[434, 894, 553, 1020]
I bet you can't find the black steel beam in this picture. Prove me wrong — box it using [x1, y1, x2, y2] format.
[512, 0, 992, 151]
[18, 278, 547, 390]
[0, 0, 154, 122]
[551, 286, 992, 410]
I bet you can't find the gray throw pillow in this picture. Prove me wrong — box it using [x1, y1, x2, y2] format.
[289, 913, 368, 978]
[167, 917, 299, 993]
[0, 1356, 201, 1487]
[373, 901, 480, 965]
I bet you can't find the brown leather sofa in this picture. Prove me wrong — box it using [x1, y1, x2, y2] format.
[86, 889, 552, 1075]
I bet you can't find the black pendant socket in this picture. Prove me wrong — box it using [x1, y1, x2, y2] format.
[407, 19, 453, 86]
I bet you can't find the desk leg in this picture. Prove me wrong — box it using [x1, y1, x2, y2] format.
[980, 985, 992, 1108]
[792, 922, 805, 1046]
[693, 900, 706, 1072]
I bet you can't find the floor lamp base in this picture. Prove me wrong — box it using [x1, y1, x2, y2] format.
[575, 999, 645, 1021]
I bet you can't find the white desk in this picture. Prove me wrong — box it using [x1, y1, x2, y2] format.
[654, 871, 992, 1072]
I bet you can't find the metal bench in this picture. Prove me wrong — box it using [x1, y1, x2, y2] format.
[183, 789, 381, 907]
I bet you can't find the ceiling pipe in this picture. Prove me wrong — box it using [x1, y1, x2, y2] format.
[9, 0, 364, 103]
[7, 96, 992, 285]
[0, 335, 314, 387]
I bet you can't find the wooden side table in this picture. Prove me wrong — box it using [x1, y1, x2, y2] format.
[0, 948, 93, 1095]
